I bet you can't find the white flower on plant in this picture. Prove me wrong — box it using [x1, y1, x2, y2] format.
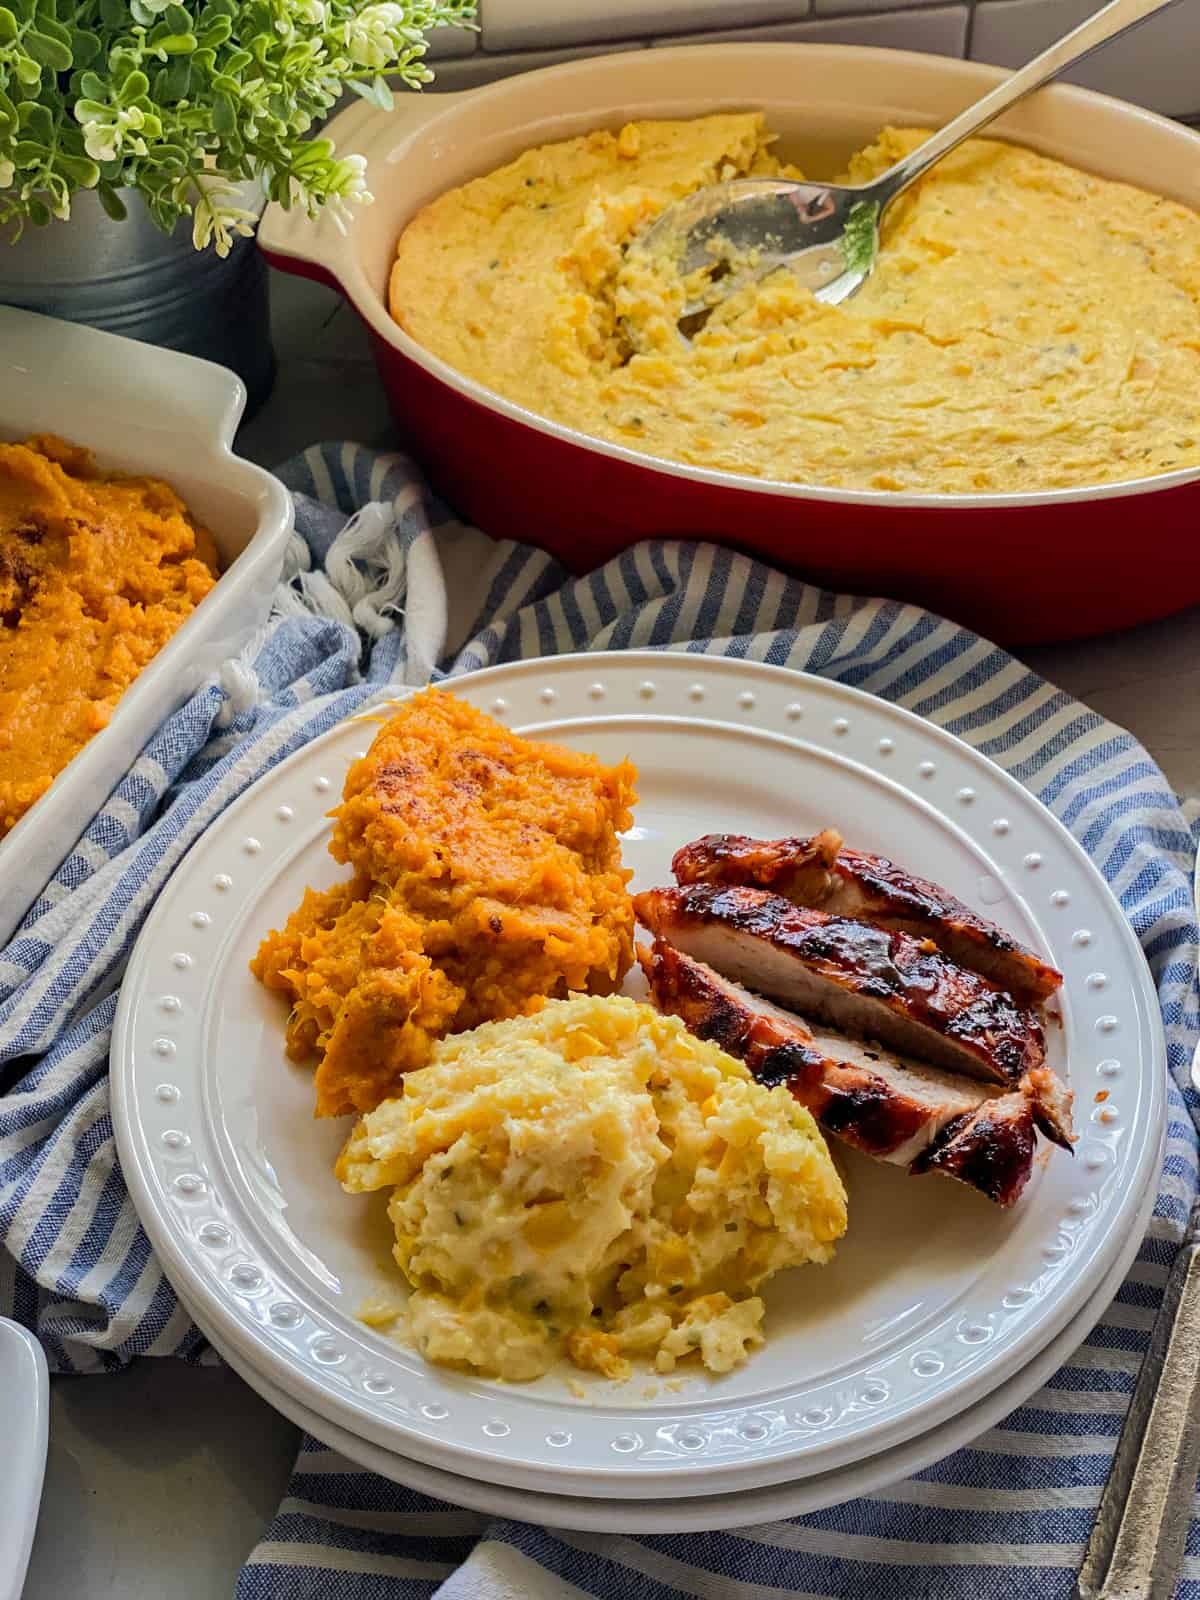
[345, 1, 409, 68]
[339, 151, 371, 200]
[75, 103, 147, 164]
[317, 151, 373, 234]
[0, 159, 14, 190]
[80, 123, 117, 162]
[190, 174, 258, 258]
[297, 0, 326, 22]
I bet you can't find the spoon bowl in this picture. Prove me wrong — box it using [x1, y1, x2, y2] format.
[634, 179, 879, 315]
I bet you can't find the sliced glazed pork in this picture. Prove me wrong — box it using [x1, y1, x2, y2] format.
[638, 941, 1063, 1206]
[671, 829, 1063, 1007]
[633, 883, 1047, 1088]
[909, 1092, 1044, 1202]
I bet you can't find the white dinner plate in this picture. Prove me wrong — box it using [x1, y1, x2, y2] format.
[175, 1149, 1160, 1534]
[112, 652, 1165, 1500]
[0, 1318, 48, 1600]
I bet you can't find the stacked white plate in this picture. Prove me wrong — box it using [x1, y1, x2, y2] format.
[112, 654, 1165, 1532]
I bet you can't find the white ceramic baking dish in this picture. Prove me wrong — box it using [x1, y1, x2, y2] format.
[0, 306, 293, 947]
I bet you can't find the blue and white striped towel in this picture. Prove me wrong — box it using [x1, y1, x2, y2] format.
[1, 443, 1197, 1598]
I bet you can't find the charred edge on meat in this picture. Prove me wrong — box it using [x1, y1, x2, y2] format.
[911, 1098, 1037, 1207]
[671, 829, 1063, 1003]
[639, 941, 996, 1165]
[635, 882, 1046, 1087]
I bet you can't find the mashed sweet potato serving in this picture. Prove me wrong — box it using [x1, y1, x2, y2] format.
[251, 689, 638, 1117]
[0, 435, 219, 835]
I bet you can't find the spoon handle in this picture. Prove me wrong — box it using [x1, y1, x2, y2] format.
[874, 0, 1183, 206]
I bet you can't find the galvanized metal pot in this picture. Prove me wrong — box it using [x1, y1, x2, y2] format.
[0, 189, 276, 417]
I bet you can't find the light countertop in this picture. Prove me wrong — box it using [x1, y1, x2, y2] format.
[19, 267, 1200, 1600]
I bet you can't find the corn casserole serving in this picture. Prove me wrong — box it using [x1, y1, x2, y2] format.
[340, 996, 848, 1382]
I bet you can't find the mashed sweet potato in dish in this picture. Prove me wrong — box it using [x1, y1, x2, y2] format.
[390, 112, 1200, 495]
[340, 995, 847, 1382]
[0, 435, 219, 835]
[251, 689, 637, 1118]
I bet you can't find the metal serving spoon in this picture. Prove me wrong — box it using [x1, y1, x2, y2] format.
[634, 0, 1184, 319]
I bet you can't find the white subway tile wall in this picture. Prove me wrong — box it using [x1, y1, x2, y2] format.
[970, 0, 1200, 118]
[647, 7, 969, 53]
[421, 0, 1198, 120]
[425, 22, 479, 57]
[482, 0, 810, 50]
[812, 0, 958, 16]
[428, 38, 648, 92]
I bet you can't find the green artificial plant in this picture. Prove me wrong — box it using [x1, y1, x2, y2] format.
[0, 0, 474, 249]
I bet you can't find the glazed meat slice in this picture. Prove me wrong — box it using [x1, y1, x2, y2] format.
[911, 1092, 1042, 1205]
[671, 829, 1062, 1006]
[639, 942, 1060, 1206]
[633, 883, 1046, 1087]
[1021, 1064, 1074, 1151]
[672, 829, 844, 900]
[640, 941, 994, 1160]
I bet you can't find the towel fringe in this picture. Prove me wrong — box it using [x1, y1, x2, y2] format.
[213, 658, 261, 730]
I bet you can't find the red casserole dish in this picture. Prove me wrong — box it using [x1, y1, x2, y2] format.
[259, 44, 1200, 645]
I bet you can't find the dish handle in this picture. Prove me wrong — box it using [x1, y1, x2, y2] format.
[258, 89, 460, 292]
[0, 303, 249, 452]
